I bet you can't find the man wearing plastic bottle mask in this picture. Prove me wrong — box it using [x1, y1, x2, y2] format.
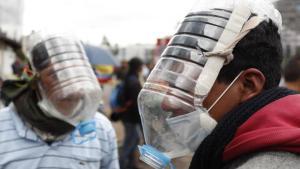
[137, 0, 300, 169]
[0, 33, 119, 169]
[188, 19, 300, 169]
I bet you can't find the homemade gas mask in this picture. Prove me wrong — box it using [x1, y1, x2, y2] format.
[137, 0, 282, 168]
[24, 33, 102, 143]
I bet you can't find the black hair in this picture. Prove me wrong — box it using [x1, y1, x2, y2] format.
[283, 55, 300, 82]
[128, 57, 143, 74]
[217, 20, 283, 89]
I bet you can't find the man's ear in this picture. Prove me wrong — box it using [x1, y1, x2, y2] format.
[239, 68, 265, 102]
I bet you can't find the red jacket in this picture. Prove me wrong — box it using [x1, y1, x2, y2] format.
[223, 94, 300, 161]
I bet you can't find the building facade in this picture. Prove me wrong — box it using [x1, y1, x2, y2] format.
[0, 0, 23, 79]
[276, 0, 300, 58]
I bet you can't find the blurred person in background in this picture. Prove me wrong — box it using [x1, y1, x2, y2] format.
[119, 57, 143, 169]
[116, 60, 129, 82]
[283, 55, 300, 92]
[11, 57, 27, 78]
[109, 62, 129, 122]
[0, 34, 119, 169]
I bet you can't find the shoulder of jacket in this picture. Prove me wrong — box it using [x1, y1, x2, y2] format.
[95, 113, 113, 128]
[94, 113, 115, 136]
[0, 106, 13, 119]
[225, 151, 300, 169]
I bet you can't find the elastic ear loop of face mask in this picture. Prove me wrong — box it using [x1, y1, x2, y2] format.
[204, 17, 264, 112]
[207, 71, 244, 112]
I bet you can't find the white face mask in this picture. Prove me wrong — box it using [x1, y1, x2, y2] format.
[165, 71, 243, 155]
[166, 110, 216, 153]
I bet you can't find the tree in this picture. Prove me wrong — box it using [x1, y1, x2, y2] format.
[111, 44, 119, 56]
[101, 36, 111, 48]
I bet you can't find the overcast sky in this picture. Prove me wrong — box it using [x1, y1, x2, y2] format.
[23, 0, 196, 46]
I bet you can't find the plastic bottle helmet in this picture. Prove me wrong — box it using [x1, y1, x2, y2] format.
[23, 33, 102, 126]
[137, 0, 282, 168]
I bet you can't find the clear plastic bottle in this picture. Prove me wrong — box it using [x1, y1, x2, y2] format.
[137, 8, 234, 163]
